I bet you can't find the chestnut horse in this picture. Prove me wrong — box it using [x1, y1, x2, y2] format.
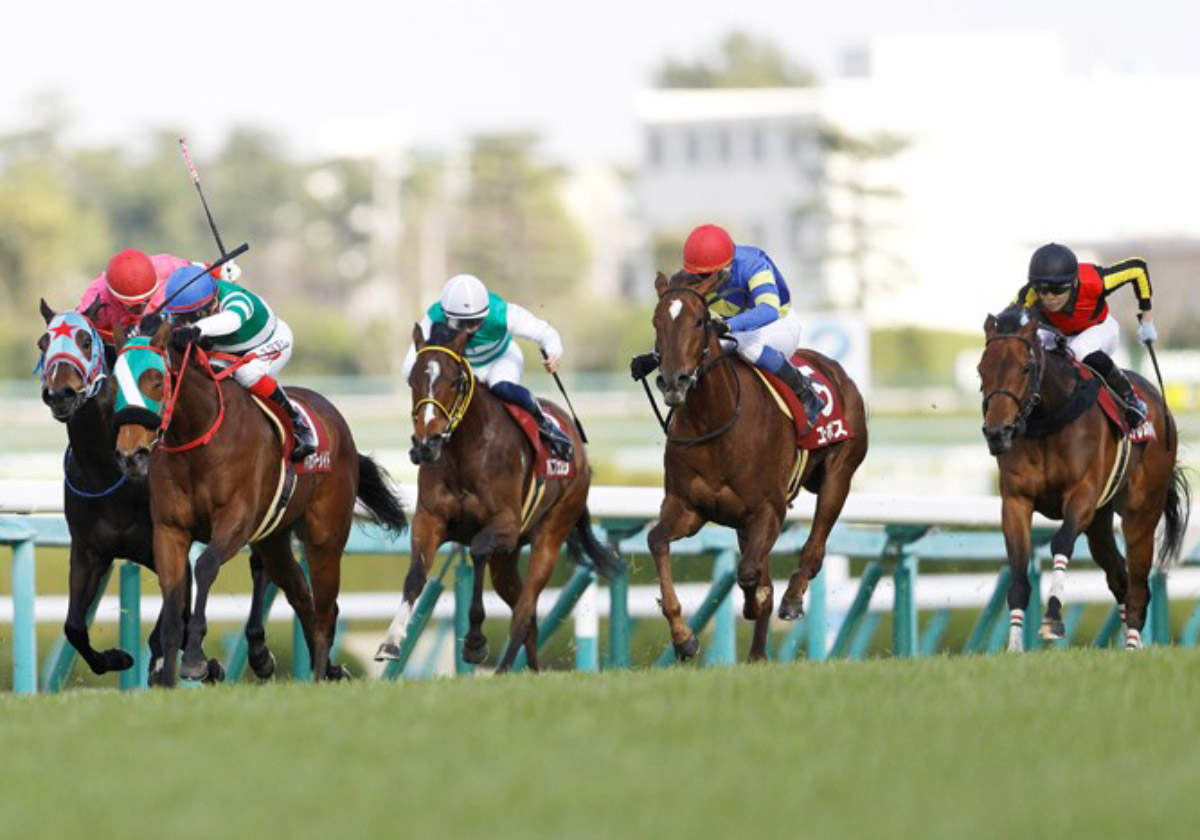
[979, 308, 1190, 650]
[112, 316, 407, 686]
[375, 322, 620, 672]
[37, 302, 275, 682]
[646, 271, 869, 662]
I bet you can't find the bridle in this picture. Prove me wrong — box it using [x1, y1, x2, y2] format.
[411, 344, 476, 443]
[982, 332, 1044, 434]
[657, 285, 742, 447]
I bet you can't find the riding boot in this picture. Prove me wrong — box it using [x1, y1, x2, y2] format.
[1083, 351, 1147, 428]
[491, 381, 574, 461]
[772, 362, 826, 426]
[267, 385, 317, 462]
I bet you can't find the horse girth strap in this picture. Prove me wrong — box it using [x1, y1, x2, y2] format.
[411, 345, 476, 435]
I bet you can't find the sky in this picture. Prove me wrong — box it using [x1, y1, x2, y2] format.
[4, 0, 1197, 165]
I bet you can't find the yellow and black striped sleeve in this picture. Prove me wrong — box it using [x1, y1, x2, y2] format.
[1098, 258, 1152, 311]
[1013, 283, 1038, 310]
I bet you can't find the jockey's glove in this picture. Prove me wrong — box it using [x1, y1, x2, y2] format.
[204, 260, 242, 284]
[711, 316, 731, 338]
[170, 325, 203, 351]
[630, 352, 661, 381]
[1138, 319, 1157, 344]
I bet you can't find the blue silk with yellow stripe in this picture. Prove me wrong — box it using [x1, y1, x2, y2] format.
[707, 245, 792, 332]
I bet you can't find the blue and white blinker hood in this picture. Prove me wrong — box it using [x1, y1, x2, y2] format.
[37, 311, 106, 398]
[113, 335, 168, 430]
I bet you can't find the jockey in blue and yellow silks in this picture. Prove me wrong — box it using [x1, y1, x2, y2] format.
[631, 224, 826, 424]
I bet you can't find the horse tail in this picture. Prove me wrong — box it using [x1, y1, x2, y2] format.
[1157, 465, 1192, 569]
[356, 454, 408, 534]
[566, 506, 623, 579]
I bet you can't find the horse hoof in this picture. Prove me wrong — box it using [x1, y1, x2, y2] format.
[326, 663, 352, 681]
[179, 659, 209, 681]
[1038, 619, 1066, 640]
[374, 642, 401, 662]
[462, 638, 489, 665]
[674, 633, 700, 662]
[778, 598, 805, 621]
[204, 659, 226, 684]
[249, 650, 276, 680]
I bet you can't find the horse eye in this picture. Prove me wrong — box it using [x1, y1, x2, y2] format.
[695, 317, 705, 328]
[1022, 363, 1033, 373]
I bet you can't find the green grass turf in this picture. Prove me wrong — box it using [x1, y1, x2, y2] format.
[2, 648, 1199, 839]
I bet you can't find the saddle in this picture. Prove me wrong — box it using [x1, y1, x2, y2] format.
[500, 402, 573, 532]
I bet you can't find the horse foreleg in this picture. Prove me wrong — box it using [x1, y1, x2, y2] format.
[496, 516, 571, 674]
[648, 496, 706, 661]
[377, 512, 445, 661]
[1040, 489, 1098, 641]
[737, 510, 783, 663]
[152, 527, 192, 688]
[244, 549, 276, 679]
[462, 547, 490, 666]
[1002, 495, 1036, 652]
[64, 546, 130, 674]
[181, 539, 240, 683]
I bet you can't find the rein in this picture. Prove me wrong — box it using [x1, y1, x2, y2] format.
[655, 285, 743, 447]
[411, 345, 476, 441]
[982, 333, 1045, 433]
[63, 447, 127, 499]
[120, 341, 228, 454]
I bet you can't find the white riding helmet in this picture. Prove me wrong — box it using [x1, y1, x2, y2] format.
[440, 274, 490, 320]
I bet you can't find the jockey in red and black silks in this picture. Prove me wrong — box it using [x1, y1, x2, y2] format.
[1014, 242, 1154, 426]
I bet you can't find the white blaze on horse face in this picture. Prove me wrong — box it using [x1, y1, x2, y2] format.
[422, 360, 441, 427]
[668, 300, 683, 321]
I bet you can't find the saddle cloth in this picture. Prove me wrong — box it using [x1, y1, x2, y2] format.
[250, 391, 334, 474]
[1073, 360, 1155, 443]
[501, 402, 574, 479]
[752, 351, 855, 450]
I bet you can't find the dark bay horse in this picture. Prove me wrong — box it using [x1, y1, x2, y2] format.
[111, 316, 407, 686]
[37, 302, 276, 682]
[376, 322, 619, 672]
[647, 271, 869, 662]
[979, 309, 1190, 649]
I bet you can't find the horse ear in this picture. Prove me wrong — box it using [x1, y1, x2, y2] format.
[112, 322, 128, 352]
[1019, 314, 1039, 337]
[449, 326, 470, 355]
[413, 322, 425, 350]
[692, 272, 723, 298]
[81, 297, 107, 324]
[39, 298, 56, 325]
[983, 314, 997, 336]
[150, 317, 171, 351]
[654, 272, 669, 298]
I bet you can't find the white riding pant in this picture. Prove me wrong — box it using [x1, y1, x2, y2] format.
[473, 341, 525, 387]
[720, 308, 803, 365]
[1038, 313, 1119, 360]
[232, 319, 294, 389]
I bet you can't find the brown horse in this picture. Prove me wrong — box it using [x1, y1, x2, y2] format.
[979, 309, 1190, 650]
[375, 322, 619, 672]
[111, 316, 407, 687]
[646, 271, 869, 662]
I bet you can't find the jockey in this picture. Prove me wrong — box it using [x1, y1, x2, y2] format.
[161, 265, 316, 462]
[79, 248, 240, 346]
[630, 223, 826, 425]
[1016, 242, 1153, 428]
[402, 273, 575, 461]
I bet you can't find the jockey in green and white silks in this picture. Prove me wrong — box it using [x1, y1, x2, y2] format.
[162, 265, 316, 462]
[402, 273, 574, 460]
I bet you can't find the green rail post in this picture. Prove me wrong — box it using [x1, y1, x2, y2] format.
[1094, 604, 1121, 648]
[607, 567, 631, 669]
[848, 613, 882, 660]
[118, 563, 142, 691]
[893, 544, 919, 658]
[8, 527, 38, 695]
[454, 554, 474, 675]
[829, 559, 884, 659]
[1149, 570, 1169, 645]
[42, 564, 114, 692]
[1023, 555, 1043, 652]
[654, 555, 737, 667]
[512, 566, 596, 672]
[224, 583, 280, 682]
[574, 576, 599, 672]
[292, 558, 312, 681]
[919, 608, 951, 657]
[965, 567, 1010, 654]
[1181, 604, 1200, 647]
[704, 550, 737, 667]
[806, 564, 828, 662]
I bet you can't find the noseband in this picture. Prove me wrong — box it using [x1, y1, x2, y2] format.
[411, 345, 476, 442]
[982, 333, 1044, 432]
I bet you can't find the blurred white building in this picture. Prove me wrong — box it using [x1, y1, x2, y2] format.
[635, 32, 1200, 333]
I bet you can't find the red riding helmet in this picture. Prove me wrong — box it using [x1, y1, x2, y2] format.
[105, 249, 159, 305]
[683, 224, 735, 274]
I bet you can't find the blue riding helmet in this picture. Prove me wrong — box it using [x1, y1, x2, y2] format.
[164, 266, 217, 314]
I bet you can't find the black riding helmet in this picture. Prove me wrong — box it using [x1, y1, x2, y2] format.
[1028, 243, 1078, 290]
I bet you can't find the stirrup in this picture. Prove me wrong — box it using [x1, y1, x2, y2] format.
[1125, 397, 1147, 428]
[291, 425, 317, 462]
[540, 427, 573, 461]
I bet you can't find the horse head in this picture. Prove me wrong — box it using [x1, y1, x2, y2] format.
[979, 309, 1044, 456]
[111, 316, 172, 479]
[37, 299, 106, 422]
[408, 322, 474, 464]
[652, 270, 725, 407]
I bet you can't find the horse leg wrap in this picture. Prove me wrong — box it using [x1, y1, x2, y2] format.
[1007, 609, 1025, 652]
[1049, 554, 1069, 611]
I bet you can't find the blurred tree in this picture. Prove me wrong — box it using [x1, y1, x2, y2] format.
[655, 30, 816, 89]
[448, 133, 588, 308]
